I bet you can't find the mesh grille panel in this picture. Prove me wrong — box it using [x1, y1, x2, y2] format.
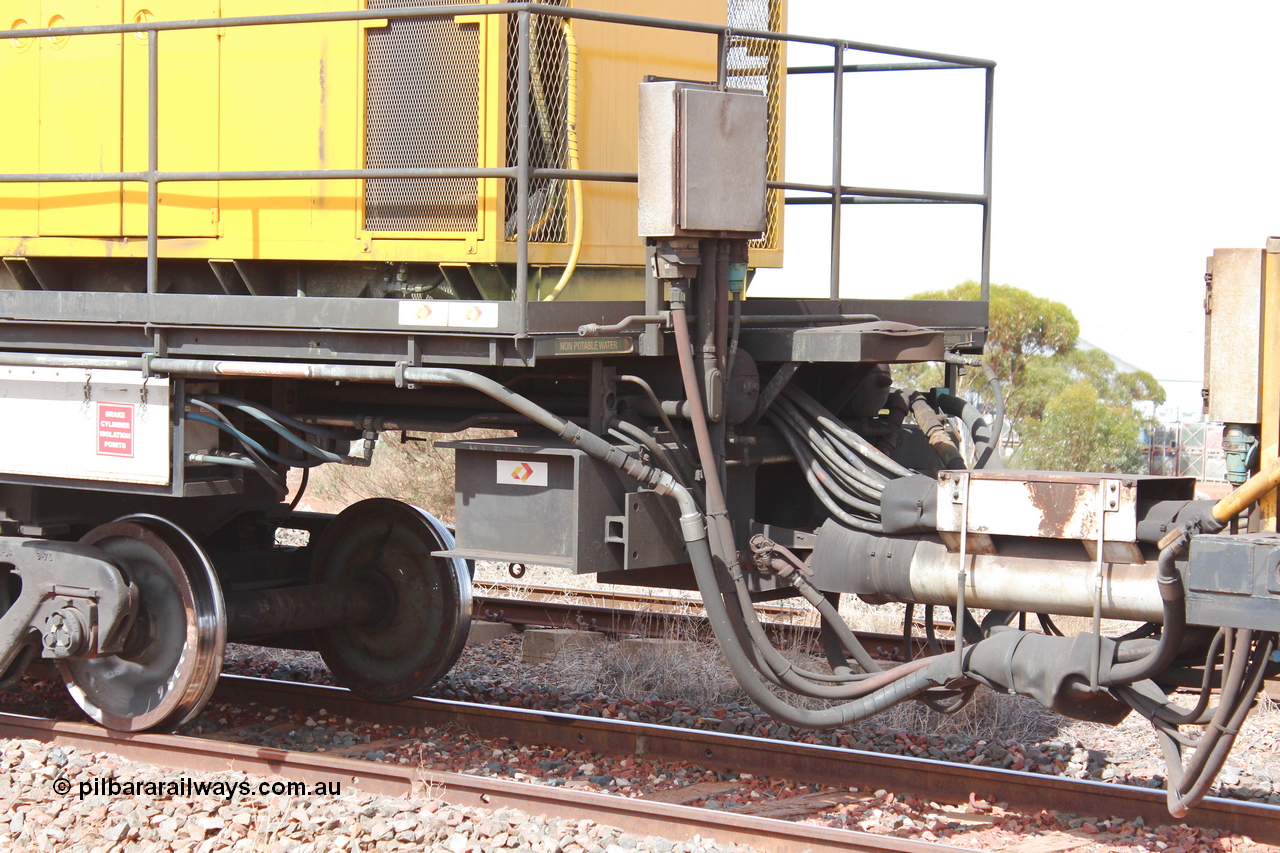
[727, 0, 783, 250]
[503, 9, 570, 243]
[365, 0, 479, 233]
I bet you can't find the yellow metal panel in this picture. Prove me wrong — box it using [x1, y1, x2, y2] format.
[122, 1, 220, 237]
[476, 8, 502, 251]
[491, 0, 723, 271]
[1261, 247, 1280, 531]
[0, 8, 40, 241]
[217, 0, 360, 257]
[2, 0, 782, 280]
[38, 0, 123, 237]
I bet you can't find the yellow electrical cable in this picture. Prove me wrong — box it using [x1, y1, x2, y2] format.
[542, 18, 582, 302]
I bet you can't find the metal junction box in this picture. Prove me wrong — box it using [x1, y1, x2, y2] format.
[0, 367, 171, 487]
[933, 471, 1195, 564]
[1186, 533, 1280, 631]
[1203, 248, 1265, 423]
[638, 81, 768, 238]
[438, 437, 686, 574]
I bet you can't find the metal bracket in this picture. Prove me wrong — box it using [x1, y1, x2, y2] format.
[1089, 478, 1120, 691]
[605, 515, 626, 545]
[0, 538, 138, 679]
[745, 361, 798, 429]
[951, 471, 971, 679]
[403, 337, 422, 389]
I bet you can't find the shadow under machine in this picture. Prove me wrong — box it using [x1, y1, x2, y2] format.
[0, 1, 1275, 816]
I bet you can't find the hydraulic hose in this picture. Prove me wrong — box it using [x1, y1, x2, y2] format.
[783, 385, 915, 479]
[186, 413, 328, 469]
[981, 362, 1005, 456]
[617, 374, 699, 474]
[685, 528, 949, 726]
[1104, 541, 1186, 685]
[198, 394, 346, 441]
[772, 397, 886, 494]
[768, 415, 884, 533]
[1167, 631, 1275, 816]
[908, 392, 966, 470]
[610, 419, 694, 494]
[670, 301, 737, 562]
[768, 414, 882, 514]
[667, 294, 964, 716]
[186, 397, 279, 474]
[721, 580, 900, 698]
[943, 353, 1005, 462]
[935, 391, 1003, 470]
[819, 592, 857, 678]
[192, 395, 346, 464]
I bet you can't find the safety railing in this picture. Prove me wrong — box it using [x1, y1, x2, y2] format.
[0, 2, 993, 340]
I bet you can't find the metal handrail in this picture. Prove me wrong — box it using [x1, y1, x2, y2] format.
[0, 2, 994, 335]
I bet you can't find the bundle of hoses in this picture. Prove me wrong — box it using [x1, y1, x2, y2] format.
[764, 384, 915, 534]
[1105, 516, 1279, 815]
[1117, 627, 1276, 815]
[185, 394, 367, 493]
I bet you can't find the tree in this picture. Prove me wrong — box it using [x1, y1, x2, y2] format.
[908, 281, 1165, 473]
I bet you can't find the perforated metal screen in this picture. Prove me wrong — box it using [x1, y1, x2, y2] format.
[727, 0, 783, 250]
[364, 0, 480, 233]
[502, 8, 570, 243]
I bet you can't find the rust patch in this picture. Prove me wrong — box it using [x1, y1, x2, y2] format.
[1025, 481, 1078, 538]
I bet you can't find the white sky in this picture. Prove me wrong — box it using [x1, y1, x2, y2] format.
[750, 1, 1279, 420]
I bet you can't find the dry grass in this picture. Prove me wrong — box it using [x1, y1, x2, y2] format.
[868, 687, 1064, 742]
[552, 613, 746, 708]
[305, 429, 509, 523]
[548, 609, 1070, 745]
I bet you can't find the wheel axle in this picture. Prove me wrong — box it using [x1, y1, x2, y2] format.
[224, 580, 387, 639]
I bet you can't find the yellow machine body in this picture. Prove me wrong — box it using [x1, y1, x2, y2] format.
[0, 1, 784, 300]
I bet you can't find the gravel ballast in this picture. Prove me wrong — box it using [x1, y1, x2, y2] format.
[224, 633, 1280, 807]
[2, 616, 1277, 851]
[0, 738, 757, 853]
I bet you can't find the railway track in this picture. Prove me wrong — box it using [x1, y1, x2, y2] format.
[472, 582, 1280, 703]
[0, 709, 959, 853]
[471, 581, 934, 659]
[206, 676, 1280, 845]
[5, 674, 1275, 849]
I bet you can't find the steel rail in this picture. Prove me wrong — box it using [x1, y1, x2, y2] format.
[475, 581, 809, 619]
[198, 675, 1280, 844]
[0, 711, 969, 853]
[469, 583, 930, 657]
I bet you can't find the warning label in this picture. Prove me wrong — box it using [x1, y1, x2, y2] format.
[97, 402, 134, 458]
[498, 459, 548, 487]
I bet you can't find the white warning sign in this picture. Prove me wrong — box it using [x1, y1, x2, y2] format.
[498, 459, 548, 487]
[0, 367, 170, 485]
[97, 402, 135, 457]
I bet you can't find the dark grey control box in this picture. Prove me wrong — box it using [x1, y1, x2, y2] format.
[436, 437, 686, 575]
[1185, 533, 1280, 631]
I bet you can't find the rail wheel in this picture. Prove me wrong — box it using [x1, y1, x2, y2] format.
[60, 515, 226, 731]
[309, 498, 471, 701]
